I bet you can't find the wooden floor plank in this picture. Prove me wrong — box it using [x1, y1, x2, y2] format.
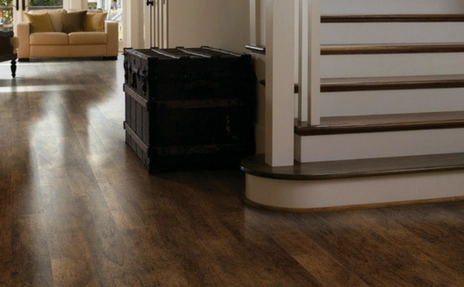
[309, 211, 464, 286]
[0, 173, 13, 287]
[51, 258, 101, 287]
[10, 214, 54, 287]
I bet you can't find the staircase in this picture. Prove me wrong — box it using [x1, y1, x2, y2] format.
[241, 1, 464, 212]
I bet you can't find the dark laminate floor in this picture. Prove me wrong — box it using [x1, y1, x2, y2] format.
[1, 56, 464, 286]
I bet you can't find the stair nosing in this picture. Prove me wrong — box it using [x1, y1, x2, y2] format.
[322, 43, 464, 55]
[322, 14, 464, 23]
[241, 153, 464, 180]
[295, 111, 464, 136]
[261, 76, 464, 93]
[321, 75, 464, 93]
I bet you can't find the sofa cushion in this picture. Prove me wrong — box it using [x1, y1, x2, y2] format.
[27, 9, 65, 32]
[24, 13, 54, 33]
[68, 32, 107, 45]
[48, 9, 65, 32]
[85, 12, 107, 32]
[30, 32, 68, 45]
[61, 10, 87, 33]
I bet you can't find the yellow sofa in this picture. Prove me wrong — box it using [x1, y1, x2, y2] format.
[16, 9, 118, 61]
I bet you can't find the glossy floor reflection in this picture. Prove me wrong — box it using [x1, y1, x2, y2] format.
[1, 57, 464, 286]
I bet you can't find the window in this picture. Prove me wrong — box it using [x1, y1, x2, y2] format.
[29, 0, 63, 10]
[0, 0, 13, 31]
[0, 0, 63, 31]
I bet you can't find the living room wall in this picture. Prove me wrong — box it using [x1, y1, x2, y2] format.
[166, 0, 250, 53]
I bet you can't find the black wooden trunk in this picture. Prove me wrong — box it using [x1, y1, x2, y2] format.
[123, 47, 256, 172]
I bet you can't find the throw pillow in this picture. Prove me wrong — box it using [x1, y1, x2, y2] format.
[24, 12, 54, 33]
[48, 9, 65, 32]
[61, 10, 87, 33]
[85, 12, 108, 32]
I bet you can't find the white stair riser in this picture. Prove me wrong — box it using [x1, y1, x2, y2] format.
[322, 0, 464, 14]
[322, 53, 464, 78]
[321, 88, 464, 117]
[322, 23, 464, 45]
[245, 171, 464, 210]
[295, 128, 464, 162]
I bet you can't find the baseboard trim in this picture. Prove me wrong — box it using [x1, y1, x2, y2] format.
[244, 195, 464, 213]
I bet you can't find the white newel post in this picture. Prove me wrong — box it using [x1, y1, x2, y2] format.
[265, 0, 296, 167]
[298, 0, 321, 125]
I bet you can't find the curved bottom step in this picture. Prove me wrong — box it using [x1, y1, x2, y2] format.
[241, 154, 464, 212]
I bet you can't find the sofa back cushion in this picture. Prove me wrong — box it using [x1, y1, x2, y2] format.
[24, 13, 54, 33]
[48, 9, 65, 32]
[25, 9, 106, 34]
[27, 9, 65, 32]
[85, 12, 108, 32]
[61, 10, 87, 33]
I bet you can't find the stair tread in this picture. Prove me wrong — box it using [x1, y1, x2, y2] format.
[241, 153, 464, 180]
[322, 43, 464, 55]
[322, 14, 464, 23]
[324, 74, 464, 83]
[295, 111, 464, 135]
[321, 74, 464, 92]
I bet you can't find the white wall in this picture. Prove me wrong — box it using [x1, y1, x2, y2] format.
[68, 0, 84, 9]
[123, 0, 144, 49]
[167, 0, 250, 53]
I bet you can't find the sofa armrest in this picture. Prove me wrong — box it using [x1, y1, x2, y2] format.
[105, 21, 119, 57]
[16, 22, 30, 60]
